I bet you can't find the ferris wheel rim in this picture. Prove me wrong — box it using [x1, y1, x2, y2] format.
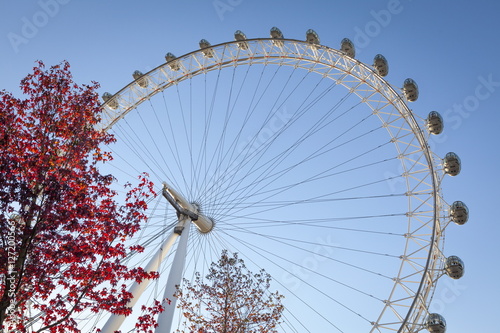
[100, 38, 411, 130]
[96, 37, 444, 333]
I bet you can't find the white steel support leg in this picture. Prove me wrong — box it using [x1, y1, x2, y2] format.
[100, 231, 179, 333]
[155, 216, 191, 333]
[101, 181, 210, 333]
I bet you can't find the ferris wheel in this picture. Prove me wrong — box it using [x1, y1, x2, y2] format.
[85, 28, 468, 333]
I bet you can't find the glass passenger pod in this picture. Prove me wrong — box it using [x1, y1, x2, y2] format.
[199, 39, 214, 58]
[450, 200, 469, 225]
[444, 255, 465, 279]
[306, 29, 320, 45]
[270, 26, 284, 47]
[443, 152, 461, 176]
[165, 52, 180, 71]
[340, 38, 355, 58]
[403, 78, 419, 102]
[234, 30, 249, 50]
[426, 111, 444, 135]
[132, 70, 148, 89]
[426, 313, 447, 333]
[102, 92, 118, 110]
[373, 54, 389, 77]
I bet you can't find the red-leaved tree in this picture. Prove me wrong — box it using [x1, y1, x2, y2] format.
[176, 250, 284, 333]
[0, 61, 160, 332]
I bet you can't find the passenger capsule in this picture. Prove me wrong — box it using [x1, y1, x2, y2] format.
[444, 255, 465, 279]
[426, 111, 444, 135]
[102, 92, 118, 110]
[270, 26, 284, 46]
[270, 26, 283, 39]
[403, 78, 419, 102]
[306, 29, 320, 45]
[450, 200, 469, 225]
[165, 52, 180, 71]
[199, 39, 214, 58]
[132, 70, 148, 88]
[443, 152, 461, 176]
[373, 54, 389, 77]
[426, 313, 446, 333]
[234, 30, 249, 50]
[340, 38, 355, 58]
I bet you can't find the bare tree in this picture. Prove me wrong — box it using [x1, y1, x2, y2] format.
[176, 250, 284, 333]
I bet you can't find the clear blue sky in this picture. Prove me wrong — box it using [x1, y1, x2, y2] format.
[1, 1, 499, 332]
